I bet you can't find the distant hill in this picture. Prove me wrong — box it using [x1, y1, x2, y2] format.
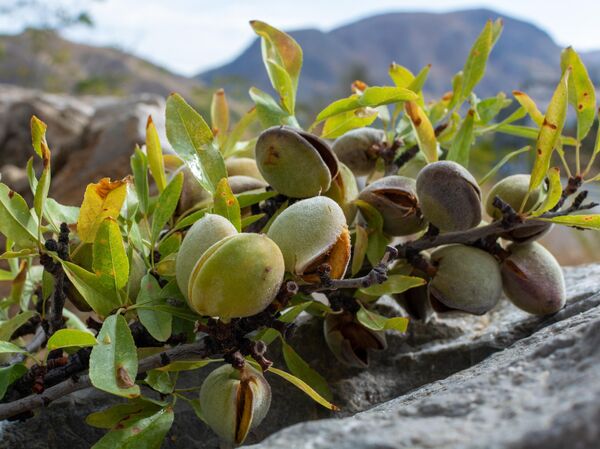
[199, 9, 600, 109]
[0, 28, 204, 98]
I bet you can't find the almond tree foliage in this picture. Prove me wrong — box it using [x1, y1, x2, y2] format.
[0, 18, 600, 448]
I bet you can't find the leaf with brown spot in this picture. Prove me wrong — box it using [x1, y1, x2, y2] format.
[405, 101, 438, 163]
[78, 177, 129, 243]
[537, 214, 600, 230]
[529, 69, 569, 192]
[512, 90, 544, 126]
[213, 178, 241, 232]
[89, 315, 140, 398]
[561, 47, 596, 141]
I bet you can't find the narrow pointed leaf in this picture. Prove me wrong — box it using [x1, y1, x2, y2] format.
[356, 305, 409, 333]
[460, 20, 499, 101]
[0, 341, 27, 354]
[359, 274, 426, 297]
[447, 109, 475, 167]
[0, 364, 27, 400]
[146, 116, 167, 193]
[529, 70, 570, 191]
[151, 172, 183, 244]
[351, 224, 368, 276]
[131, 146, 149, 214]
[213, 178, 241, 232]
[267, 367, 338, 411]
[531, 167, 562, 216]
[211, 89, 230, 146]
[512, 91, 544, 126]
[281, 341, 332, 401]
[537, 214, 600, 229]
[405, 101, 438, 162]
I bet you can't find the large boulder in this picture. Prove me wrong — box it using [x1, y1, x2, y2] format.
[1, 264, 599, 449]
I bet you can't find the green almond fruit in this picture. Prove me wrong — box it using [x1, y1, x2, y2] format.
[175, 214, 237, 299]
[501, 242, 566, 315]
[429, 244, 502, 315]
[358, 175, 428, 236]
[188, 233, 284, 318]
[255, 126, 339, 198]
[416, 161, 482, 232]
[267, 196, 350, 283]
[227, 175, 267, 194]
[331, 127, 385, 177]
[200, 364, 271, 445]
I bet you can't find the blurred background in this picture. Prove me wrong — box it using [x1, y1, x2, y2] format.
[0, 0, 598, 264]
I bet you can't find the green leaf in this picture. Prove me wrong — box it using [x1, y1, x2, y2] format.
[355, 200, 384, 232]
[213, 178, 241, 232]
[157, 232, 181, 258]
[476, 93, 511, 124]
[236, 190, 278, 209]
[172, 208, 207, 232]
[146, 116, 168, 193]
[316, 86, 417, 122]
[91, 407, 173, 449]
[447, 109, 475, 168]
[460, 19, 502, 101]
[0, 268, 14, 281]
[89, 314, 140, 398]
[537, 214, 600, 229]
[0, 363, 27, 400]
[59, 260, 121, 317]
[530, 69, 570, 192]
[0, 340, 27, 354]
[30, 115, 48, 159]
[131, 146, 149, 215]
[86, 399, 161, 429]
[45, 198, 79, 226]
[561, 47, 596, 141]
[355, 200, 389, 265]
[359, 274, 426, 297]
[0, 183, 37, 249]
[251, 20, 303, 114]
[404, 101, 438, 163]
[351, 224, 368, 276]
[356, 305, 409, 333]
[137, 274, 172, 342]
[281, 340, 332, 401]
[493, 124, 577, 147]
[145, 370, 174, 394]
[222, 107, 257, 157]
[320, 109, 378, 139]
[249, 87, 295, 128]
[513, 91, 544, 126]
[267, 367, 338, 411]
[211, 89, 230, 146]
[0, 310, 37, 341]
[478, 146, 531, 186]
[151, 172, 183, 245]
[155, 359, 221, 372]
[531, 167, 562, 217]
[165, 93, 226, 194]
[47, 329, 97, 351]
[388, 63, 414, 88]
[93, 218, 129, 296]
[33, 152, 51, 230]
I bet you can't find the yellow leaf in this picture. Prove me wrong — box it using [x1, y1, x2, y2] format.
[77, 177, 129, 243]
[146, 116, 167, 193]
[405, 101, 438, 163]
[512, 91, 544, 126]
[531, 167, 562, 217]
[529, 69, 570, 192]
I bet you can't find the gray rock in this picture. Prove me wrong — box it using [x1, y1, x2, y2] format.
[1, 264, 599, 449]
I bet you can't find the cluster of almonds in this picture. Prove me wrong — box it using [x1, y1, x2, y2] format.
[172, 125, 566, 444]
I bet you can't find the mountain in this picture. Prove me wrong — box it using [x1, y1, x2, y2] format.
[199, 9, 595, 108]
[0, 28, 204, 98]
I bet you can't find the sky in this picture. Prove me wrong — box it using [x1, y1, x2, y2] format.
[3, 0, 600, 76]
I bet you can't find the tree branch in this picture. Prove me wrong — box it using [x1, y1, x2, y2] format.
[0, 339, 213, 421]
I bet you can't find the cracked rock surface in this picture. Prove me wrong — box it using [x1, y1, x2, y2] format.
[1, 264, 599, 449]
